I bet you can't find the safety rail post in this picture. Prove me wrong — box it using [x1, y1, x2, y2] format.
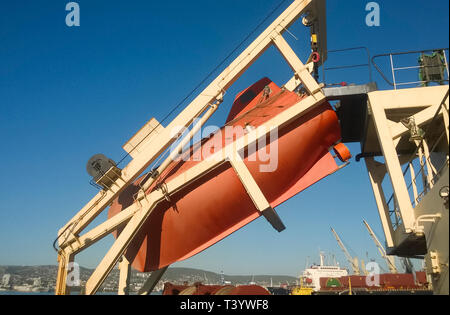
[390, 54, 397, 90]
[409, 163, 419, 206]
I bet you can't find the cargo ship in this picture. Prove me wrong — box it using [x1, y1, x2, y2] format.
[289, 252, 348, 295]
[289, 253, 433, 295]
[299, 253, 348, 293]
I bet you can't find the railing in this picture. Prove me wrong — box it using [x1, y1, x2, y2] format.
[388, 152, 448, 230]
[386, 95, 449, 230]
[321, 46, 373, 86]
[372, 48, 449, 90]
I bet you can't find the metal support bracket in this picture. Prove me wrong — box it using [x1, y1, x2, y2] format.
[138, 266, 169, 295]
[229, 156, 286, 232]
[413, 213, 442, 236]
[426, 250, 441, 275]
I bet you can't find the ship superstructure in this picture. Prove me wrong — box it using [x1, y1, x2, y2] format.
[301, 253, 348, 292]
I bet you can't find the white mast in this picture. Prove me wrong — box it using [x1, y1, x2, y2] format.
[363, 220, 398, 274]
[331, 227, 361, 275]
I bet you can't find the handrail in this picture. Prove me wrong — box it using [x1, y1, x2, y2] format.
[385, 90, 449, 228]
[322, 46, 373, 85]
[372, 48, 449, 89]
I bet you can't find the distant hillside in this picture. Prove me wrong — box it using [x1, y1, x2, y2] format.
[161, 267, 297, 285]
[0, 265, 298, 287]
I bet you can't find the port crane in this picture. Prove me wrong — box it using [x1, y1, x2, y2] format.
[363, 220, 398, 274]
[363, 221, 419, 280]
[330, 228, 363, 276]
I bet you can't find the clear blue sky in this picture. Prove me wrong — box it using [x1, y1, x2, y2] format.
[0, 0, 448, 277]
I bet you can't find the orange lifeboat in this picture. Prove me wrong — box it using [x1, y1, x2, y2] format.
[109, 77, 350, 273]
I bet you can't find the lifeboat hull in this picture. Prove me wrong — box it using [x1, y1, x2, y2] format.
[109, 78, 347, 273]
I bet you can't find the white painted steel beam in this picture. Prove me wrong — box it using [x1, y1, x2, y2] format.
[58, 0, 314, 242]
[365, 158, 395, 248]
[368, 93, 416, 231]
[230, 156, 286, 232]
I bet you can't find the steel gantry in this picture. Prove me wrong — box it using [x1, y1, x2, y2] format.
[55, 0, 328, 295]
[325, 45, 449, 293]
[362, 85, 449, 294]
